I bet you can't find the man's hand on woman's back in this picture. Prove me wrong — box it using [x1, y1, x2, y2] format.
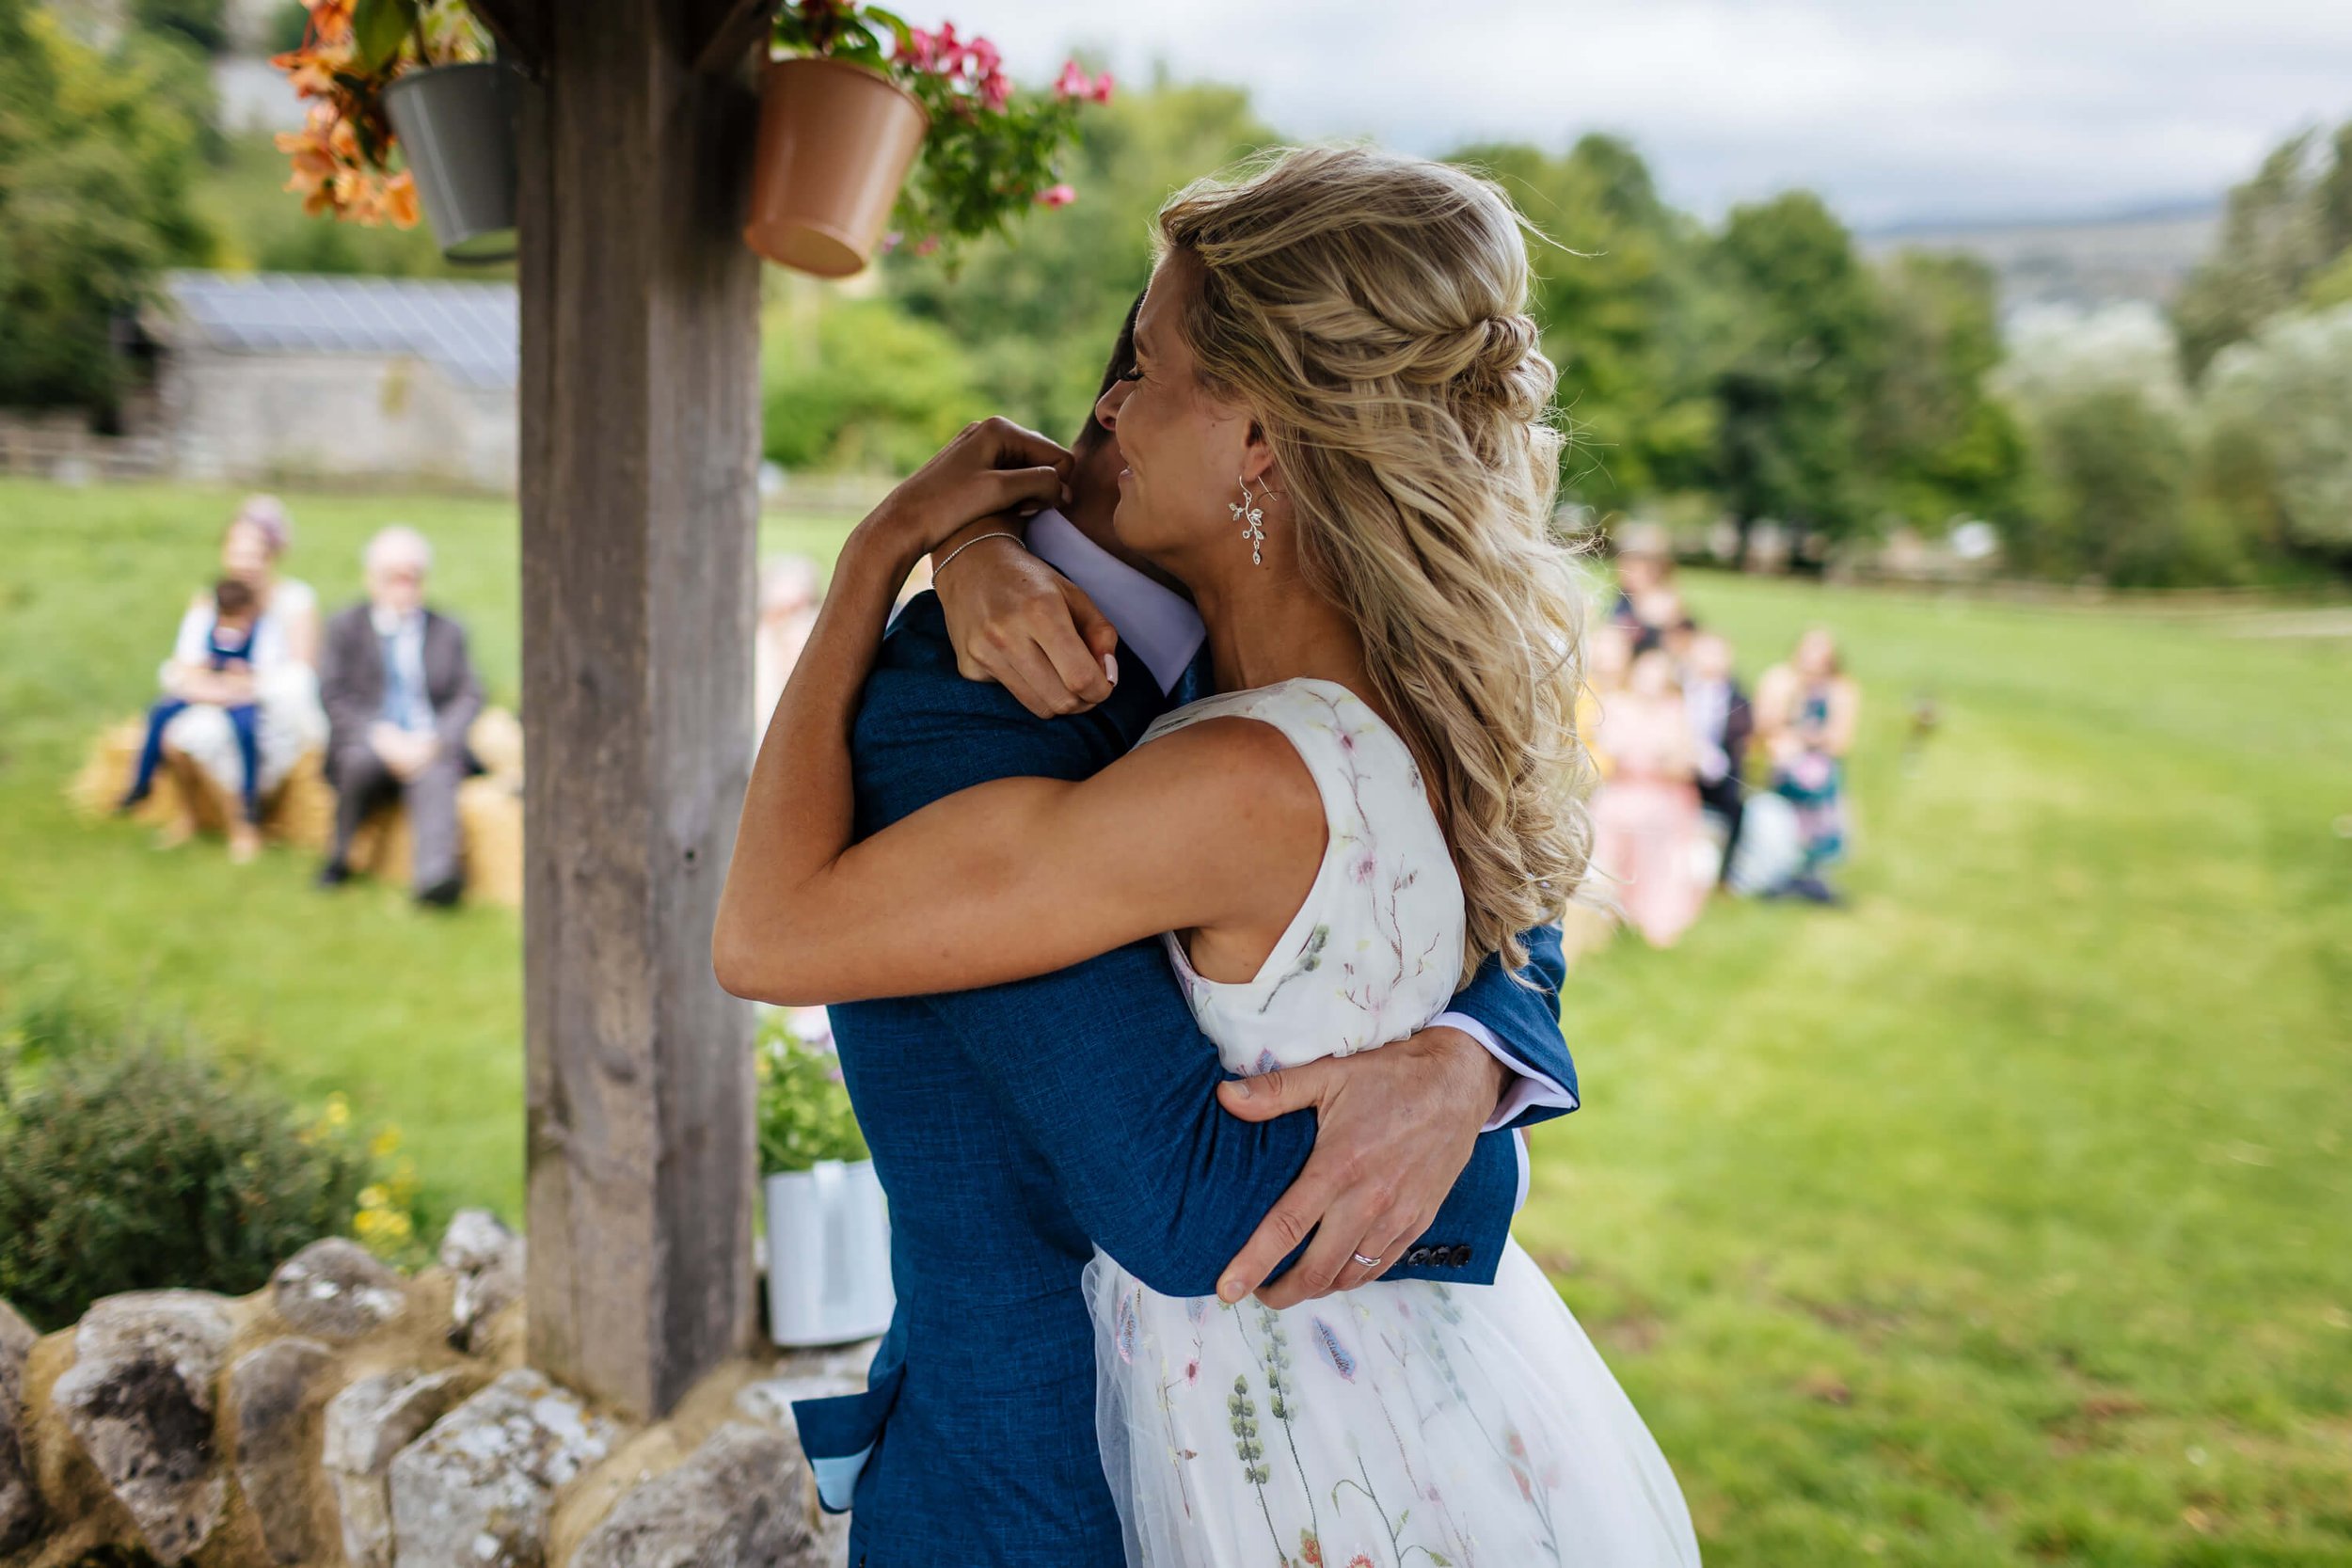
[1214, 1026, 1509, 1308]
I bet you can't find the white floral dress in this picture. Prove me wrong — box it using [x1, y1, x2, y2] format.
[1084, 679, 1701, 1568]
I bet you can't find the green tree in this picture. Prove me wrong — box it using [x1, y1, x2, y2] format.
[2019, 385, 2211, 585]
[883, 76, 1274, 442]
[1863, 249, 2026, 525]
[0, 0, 212, 419]
[1452, 135, 1718, 513]
[2201, 302, 2352, 561]
[2172, 121, 2352, 380]
[1704, 191, 1888, 554]
[1995, 307, 2233, 584]
[132, 0, 230, 54]
[761, 292, 989, 473]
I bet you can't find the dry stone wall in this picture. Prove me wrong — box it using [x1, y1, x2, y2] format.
[0, 1217, 864, 1568]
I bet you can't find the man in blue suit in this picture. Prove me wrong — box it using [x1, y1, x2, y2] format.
[787, 305, 1581, 1565]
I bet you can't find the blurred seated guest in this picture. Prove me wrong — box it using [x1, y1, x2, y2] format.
[318, 526, 484, 906]
[1639, 591, 1698, 667]
[754, 553, 822, 726]
[1578, 621, 1634, 779]
[1610, 544, 1673, 651]
[142, 497, 328, 852]
[1589, 648, 1710, 947]
[120, 578, 266, 862]
[1682, 629, 1753, 883]
[1755, 626, 1860, 904]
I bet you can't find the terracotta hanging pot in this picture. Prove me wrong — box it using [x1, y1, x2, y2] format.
[744, 57, 929, 278]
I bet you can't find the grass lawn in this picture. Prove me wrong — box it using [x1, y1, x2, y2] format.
[4, 477, 2349, 1563]
[0, 479, 852, 1226]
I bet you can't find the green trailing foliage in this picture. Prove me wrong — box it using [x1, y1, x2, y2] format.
[769, 2, 1103, 266]
[754, 1012, 869, 1175]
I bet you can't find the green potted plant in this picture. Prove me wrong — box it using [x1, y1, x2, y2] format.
[271, 0, 519, 261]
[745, 1, 1109, 277]
[755, 1009, 892, 1346]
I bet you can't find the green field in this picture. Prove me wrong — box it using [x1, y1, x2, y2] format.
[3, 478, 2348, 1564]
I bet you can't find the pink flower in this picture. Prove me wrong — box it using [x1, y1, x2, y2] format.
[979, 69, 1011, 111]
[1089, 70, 1114, 104]
[1055, 58, 1089, 100]
[1037, 182, 1076, 208]
[894, 26, 926, 67]
[913, 235, 941, 257]
[880, 230, 903, 252]
[964, 36, 1001, 78]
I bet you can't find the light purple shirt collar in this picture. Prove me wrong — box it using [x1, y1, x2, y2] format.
[1025, 509, 1205, 697]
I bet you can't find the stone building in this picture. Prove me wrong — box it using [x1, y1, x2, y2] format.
[143, 271, 519, 492]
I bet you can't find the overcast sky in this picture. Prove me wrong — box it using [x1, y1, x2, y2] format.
[938, 0, 2352, 229]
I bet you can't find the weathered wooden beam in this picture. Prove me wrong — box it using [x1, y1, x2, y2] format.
[464, 0, 546, 75]
[688, 0, 778, 76]
[516, 0, 764, 1422]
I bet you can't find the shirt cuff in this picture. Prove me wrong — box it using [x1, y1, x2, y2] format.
[1431, 1010, 1580, 1132]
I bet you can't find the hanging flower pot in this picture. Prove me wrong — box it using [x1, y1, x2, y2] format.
[744, 57, 929, 279]
[268, 0, 509, 251]
[382, 61, 521, 264]
[746, 6, 1114, 277]
[763, 1158, 895, 1347]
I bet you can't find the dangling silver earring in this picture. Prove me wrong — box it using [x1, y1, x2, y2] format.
[1230, 474, 1267, 566]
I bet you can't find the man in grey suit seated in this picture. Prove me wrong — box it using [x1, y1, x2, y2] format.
[316, 526, 484, 906]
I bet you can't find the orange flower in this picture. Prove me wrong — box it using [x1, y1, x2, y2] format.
[382, 171, 421, 229]
[295, 57, 342, 97]
[306, 0, 355, 44]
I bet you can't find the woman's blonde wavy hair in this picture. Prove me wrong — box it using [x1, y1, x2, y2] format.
[1155, 144, 1594, 977]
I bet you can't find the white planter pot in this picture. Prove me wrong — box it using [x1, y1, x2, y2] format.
[762, 1159, 894, 1347]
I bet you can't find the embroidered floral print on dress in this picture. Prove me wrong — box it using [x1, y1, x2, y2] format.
[1083, 680, 1702, 1568]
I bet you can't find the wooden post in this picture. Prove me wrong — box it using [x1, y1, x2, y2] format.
[513, 0, 764, 1421]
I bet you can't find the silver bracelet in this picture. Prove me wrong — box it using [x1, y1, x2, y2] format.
[934, 531, 1024, 578]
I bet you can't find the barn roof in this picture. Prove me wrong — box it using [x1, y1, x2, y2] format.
[156, 271, 518, 390]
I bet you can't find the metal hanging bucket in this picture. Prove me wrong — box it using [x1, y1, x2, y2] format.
[383, 61, 521, 264]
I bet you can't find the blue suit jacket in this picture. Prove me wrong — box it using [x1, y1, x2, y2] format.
[794, 594, 1577, 1566]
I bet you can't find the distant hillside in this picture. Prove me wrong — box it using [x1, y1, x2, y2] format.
[1858, 200, 2222, 319]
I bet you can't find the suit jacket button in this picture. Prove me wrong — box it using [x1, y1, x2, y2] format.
[1449, 1244, 1473, 1268]
[1405, 1246, 1431, 1267]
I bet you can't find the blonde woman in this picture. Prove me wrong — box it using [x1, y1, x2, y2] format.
[718, 147, 1698, 1564]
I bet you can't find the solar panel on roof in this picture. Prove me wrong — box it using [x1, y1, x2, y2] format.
[162, 270, 519, 390]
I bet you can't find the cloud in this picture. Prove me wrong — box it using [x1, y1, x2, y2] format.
[936, 0, 2352, 224]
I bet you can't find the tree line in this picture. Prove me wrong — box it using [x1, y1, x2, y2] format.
[5, 1, 2348, 584]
